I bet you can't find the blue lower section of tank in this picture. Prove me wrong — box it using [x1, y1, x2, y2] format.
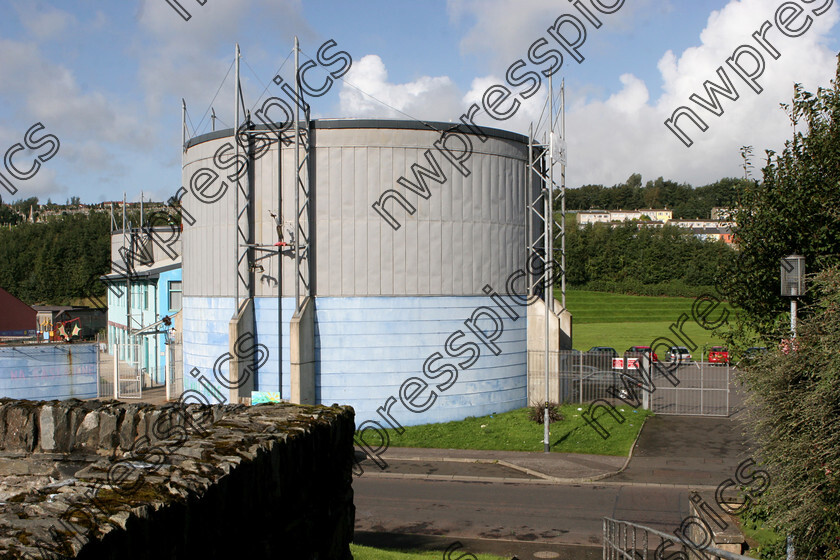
[182, 296, 527, 424]
[180, 298, 235, 402]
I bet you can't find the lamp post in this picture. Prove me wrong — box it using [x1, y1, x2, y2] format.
[780, 254, 805, 338]
[780, 254, 804, 560]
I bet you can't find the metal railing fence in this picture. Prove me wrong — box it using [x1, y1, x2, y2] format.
[603, 517, 751, 560]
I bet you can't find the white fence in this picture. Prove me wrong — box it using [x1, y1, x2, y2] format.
[98, 343, 143, 399]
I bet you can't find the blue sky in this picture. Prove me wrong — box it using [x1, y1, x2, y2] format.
[0, 0, 837, 205]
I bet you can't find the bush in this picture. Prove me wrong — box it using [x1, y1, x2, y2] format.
[739, 268, 840, 559]
[529, 402, 564, 424]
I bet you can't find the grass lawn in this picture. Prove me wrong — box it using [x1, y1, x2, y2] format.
[351, 544, 508, 560]
[564, 289, 732, 357]
[382, 405, 650, 456]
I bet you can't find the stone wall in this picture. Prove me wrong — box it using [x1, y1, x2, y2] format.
[0, 399, 355, 559]
[687, 491, 746, 558]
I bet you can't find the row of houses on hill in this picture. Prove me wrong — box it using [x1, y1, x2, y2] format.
[574, 208, 734, 244]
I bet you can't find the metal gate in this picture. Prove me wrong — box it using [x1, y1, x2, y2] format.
[528, 351, 732, 417]
[113, 342, 143, 399]
[651, 361, 730, 416]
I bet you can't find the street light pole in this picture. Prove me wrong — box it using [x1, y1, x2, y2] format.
[780, 254, 804, 560]
[544, 75, 554, 454]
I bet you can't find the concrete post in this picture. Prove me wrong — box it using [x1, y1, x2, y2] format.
[290, 297, 315, 404]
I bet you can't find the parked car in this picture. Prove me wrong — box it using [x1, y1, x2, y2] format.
[582, 346, 618, 369]
[587, 346, 618, 356]
[666, 346, 692, 363]
[624, 345, 658, 362]
[739, 346, 768, 366]
[707, 346, 729, 364]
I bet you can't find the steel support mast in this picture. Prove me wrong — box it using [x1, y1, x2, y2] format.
[293, 36, 312, 315]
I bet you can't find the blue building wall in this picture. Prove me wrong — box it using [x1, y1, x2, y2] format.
[314, 296, 527, 426]
[107, 268, 181, 385]
[157, 269, 182, 376]
[253, 297, 295, 397]
[182, 296, 528, 424]
[0, 344, 98, 400]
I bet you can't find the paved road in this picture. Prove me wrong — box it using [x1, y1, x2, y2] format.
[352, 412, 751, 559]
[611, 412, 751, 485]
[353, 477, 690, 557]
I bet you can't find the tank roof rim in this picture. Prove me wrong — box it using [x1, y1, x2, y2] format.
[184, 117, 530, 150]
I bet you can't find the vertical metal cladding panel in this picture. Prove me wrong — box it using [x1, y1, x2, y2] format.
[311, 125, 529, 296]
[181, 135, 242, 403]
[182, 122, 530, 299]
[250, 142, 299, 299]
[253, 296, 295, 395]
[110, 232, 124, 269]
[181, 136, 237, 298]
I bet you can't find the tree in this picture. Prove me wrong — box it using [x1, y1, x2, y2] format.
[718, 57, 840, 348]
[718, 56, 840, 559]
[738, 268, 840, 559]
[0, 212, 110, 304]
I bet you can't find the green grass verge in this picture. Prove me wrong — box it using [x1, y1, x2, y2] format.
[381, 405, 650, 456]
[738, 511, 785, 559]
[564, 289, 731, 355]
[351, 544, 507, 560]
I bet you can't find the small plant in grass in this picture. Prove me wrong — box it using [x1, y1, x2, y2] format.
[529, 402, 563, 424]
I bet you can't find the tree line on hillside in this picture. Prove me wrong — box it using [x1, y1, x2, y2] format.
[0, 213, 111, 305]
[562, 175, 748, 219]
[563, 221, 735, 297]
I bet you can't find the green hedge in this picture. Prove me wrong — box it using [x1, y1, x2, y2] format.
[571, 279, 723, 299]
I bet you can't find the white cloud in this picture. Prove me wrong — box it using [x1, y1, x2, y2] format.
[12, 2, 77, 40]
[0, 39, 153, 164]
[134, 0, 310, 124]
[14, 168, 65, 200]
[339, 55, 464, 121]
[353, 0, 839, 188]
[565, 0, 840, 187]
[447, 0, 672, 69]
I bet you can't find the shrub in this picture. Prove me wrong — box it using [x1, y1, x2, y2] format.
[529, 402, 564, 424]
[739, 268, 840, 559]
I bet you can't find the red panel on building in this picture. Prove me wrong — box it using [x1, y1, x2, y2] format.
[0, 287, 36, 336]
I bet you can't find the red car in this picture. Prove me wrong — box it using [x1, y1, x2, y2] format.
[708, 346, 730, 364]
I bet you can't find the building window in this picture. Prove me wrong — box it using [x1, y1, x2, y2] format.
[169, 281, 182, 310]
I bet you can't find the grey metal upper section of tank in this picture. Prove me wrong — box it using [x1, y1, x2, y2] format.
[180, 118, 535, 298]
[110, 227, 182, 275]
